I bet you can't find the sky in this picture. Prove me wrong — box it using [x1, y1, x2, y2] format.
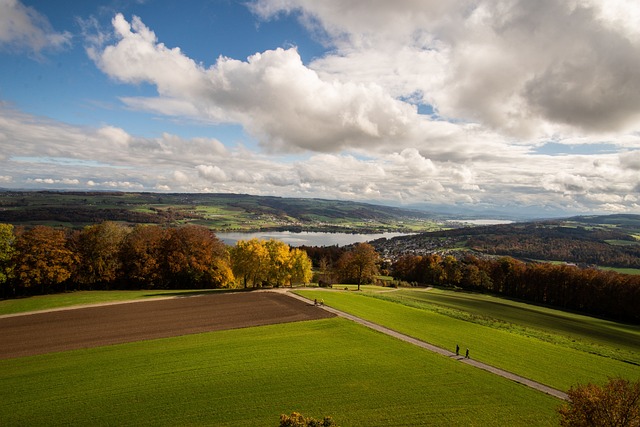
[1, 0, 640, 218]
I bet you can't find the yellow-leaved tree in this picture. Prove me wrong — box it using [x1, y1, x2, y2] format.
[230, 239, 313, 288]
[229, 238, 269, 288]
[289, 248, 313, 286]
[265, 239, 293, 287]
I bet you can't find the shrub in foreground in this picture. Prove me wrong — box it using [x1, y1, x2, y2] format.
[558, 377, 640, 426]
[279, 412, 338, 427]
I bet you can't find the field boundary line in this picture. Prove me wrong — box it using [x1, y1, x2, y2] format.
[283, 290, 569, 401]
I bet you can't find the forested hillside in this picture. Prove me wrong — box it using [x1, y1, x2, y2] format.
[0, 191, 440, 232]
[373, 215, 640, 268]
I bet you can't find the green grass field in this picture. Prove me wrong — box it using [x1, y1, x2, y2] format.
[297, 289, 640, 392]
[0, 318, 560, 426]
[386, 288, 640, 358]
[599, 266, 640, 275]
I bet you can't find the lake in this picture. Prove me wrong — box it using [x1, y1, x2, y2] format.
[216, 231, 412, 247]
[451, 219, 514, 225]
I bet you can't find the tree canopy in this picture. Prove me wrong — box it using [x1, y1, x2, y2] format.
[558, 378, 640, 427]
[230, 238, 313, 288]
[337, 242, 380, 290]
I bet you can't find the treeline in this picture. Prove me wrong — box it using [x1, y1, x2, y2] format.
[391, 253, 640, 323]
[0, 222, 313, 298]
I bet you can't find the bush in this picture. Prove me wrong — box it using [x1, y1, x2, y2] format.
[279, 412, 338, 427]
[317, 280, 332, 288]
[386, 279, 412, 288]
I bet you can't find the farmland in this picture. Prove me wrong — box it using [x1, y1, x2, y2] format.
[0, 289, 220, 316]
[0, 191, 442, 233]
[0, 302, 558, 426]
[1, 287, 638, 425]
[297, 288, 640, 392]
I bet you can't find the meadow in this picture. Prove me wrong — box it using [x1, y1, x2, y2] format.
[297, 288, 640, 392]
[0, 317, 560, 426]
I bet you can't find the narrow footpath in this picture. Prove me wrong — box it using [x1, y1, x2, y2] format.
[282, 290, 569, 401]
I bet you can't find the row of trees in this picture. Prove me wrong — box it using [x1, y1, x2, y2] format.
[391, 253, 640, 322]
[0, 222, 314, 298]
[3, 219, 638, 323]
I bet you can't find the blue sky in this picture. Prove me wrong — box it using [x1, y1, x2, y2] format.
[1, 0, 640, 217]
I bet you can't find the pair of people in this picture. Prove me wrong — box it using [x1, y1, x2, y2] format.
[455, 344, 469, 359]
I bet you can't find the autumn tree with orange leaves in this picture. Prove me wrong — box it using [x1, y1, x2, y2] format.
[119, 224, 168, 288]
[12, 226, 77, 293]
[337, 242, 380, 290]
[558, 378, 640, 427]
[163, 225, 233, 288]
[70, 221, 130, 288]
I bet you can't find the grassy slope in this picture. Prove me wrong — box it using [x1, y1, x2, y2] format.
[0, 318, 559, 426]
[297, 289, 640, 392]
[0, 191, 439, 232]
[395, 288, 640, 357]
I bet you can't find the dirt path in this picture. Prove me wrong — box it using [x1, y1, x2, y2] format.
[283, 290, 569, 401]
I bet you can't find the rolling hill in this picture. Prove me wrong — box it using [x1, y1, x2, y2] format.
[0, 190, 443, 233]
[371, 215, 640, 268]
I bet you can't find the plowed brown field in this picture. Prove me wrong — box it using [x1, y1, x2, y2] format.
[0, 291, 335, 359]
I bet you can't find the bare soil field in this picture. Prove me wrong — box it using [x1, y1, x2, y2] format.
[0, 291, 335, 359]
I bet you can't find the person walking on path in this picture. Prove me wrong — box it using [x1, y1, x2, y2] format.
[456, 344, 460, 356]
[465, 348, 470, 359]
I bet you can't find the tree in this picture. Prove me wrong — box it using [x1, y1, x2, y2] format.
[421, 254, 444, 286]
[264, 239, 293, 287]
[289, 248, 313, 286]
[13, 226, 77, 294]
[315, 256, 336, 287]
[0, 224, 16, 297]
[230, 239, 312, 288]
[442, 255, 462, 286]
[229, 238, 269, 288]
[120, 225, 168, 288]
[70, 222, 129, 289]
[337, 242, 379, 290]
[163, 226, 233, 288]
[558, 378, 640, 427]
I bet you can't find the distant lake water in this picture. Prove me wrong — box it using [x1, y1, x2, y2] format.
[454, 219, 514, 225]
[216, 231, 411, 247]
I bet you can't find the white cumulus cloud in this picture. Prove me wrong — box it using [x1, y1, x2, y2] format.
[90, 14, 423, 153]
[0, 0, 71, 55]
